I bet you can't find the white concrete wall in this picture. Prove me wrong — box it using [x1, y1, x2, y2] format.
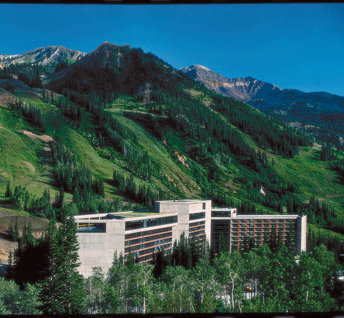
[156, 200, 211, 244]
[296, 215, 307, 254]
[204, 200, 212, 245]
[77, 220, 125, 278]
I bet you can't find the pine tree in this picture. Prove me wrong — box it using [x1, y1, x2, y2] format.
[13, 217, 19, 242]
[56, 204, 86, 313]
[26, 221, 34, 246]
[7, 219, 14, 240]
[38, 206, 86, 314]
[6, 251, 15, 281]
[5, 181, 11, 197]
[38, 212, 60, 314]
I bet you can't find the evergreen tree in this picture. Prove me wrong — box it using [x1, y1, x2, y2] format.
[5, 181, 11, 197]
[56, 204, 86, 313]
[13, 217, 19, 242]
[38, 213, 60, 314]
[38, 205, 86, 314]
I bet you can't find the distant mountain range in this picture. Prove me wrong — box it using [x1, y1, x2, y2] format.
[180, 65, 344, 126]
[0, 45, 86, 74]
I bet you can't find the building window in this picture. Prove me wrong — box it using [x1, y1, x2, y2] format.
[203, 203, 206, 209]
[125, 227, 172, 240]
[211, 211, 232, 217]
[189, 212, 205, 220]
[211, 220, 231, 254]
[76, 223, 106, 233]
[125, 216, 178, 230]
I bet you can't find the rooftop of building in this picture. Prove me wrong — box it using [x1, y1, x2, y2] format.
[112, 211, 164, 218]
[74, 210, 174, 221]
[156, 199, 210, 203]
[212, 207, 237, 211]
[213, 214, 301, 219]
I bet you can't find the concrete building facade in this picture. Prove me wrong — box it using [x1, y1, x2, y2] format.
[211, 207, 307, 254]
[74, 199, 306, 278]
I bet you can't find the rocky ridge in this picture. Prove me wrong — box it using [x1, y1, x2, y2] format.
[179, 64, 344, 113]
[0, 45, 86, 74]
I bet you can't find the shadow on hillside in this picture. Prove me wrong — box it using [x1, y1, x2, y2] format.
[104, 179, 118, 196]
[312, 148, 323, 161]
[35, 140, 55, 186]
[331, 168, 344, 186]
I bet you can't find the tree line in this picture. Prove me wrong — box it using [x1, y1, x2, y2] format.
[10, 99, 44, 129]
[53, 90, 179, 202]
[5, 204, 86, 314]
[4, 205, 344, 314]
[0, 64, 43, 89]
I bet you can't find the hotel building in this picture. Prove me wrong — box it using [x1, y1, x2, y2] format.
[211, 207, 307, 255]
[74, 199, 306, 278]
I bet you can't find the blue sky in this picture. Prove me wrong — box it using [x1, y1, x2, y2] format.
[1, 3, 344, 96]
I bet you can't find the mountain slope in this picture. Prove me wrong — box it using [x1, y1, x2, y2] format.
[0, 45, 86, 74]
[180, 65, 344, 111]
[1, 43, 344, 246]
[180, 65, 283, 103]
[180, 64, 344, 148]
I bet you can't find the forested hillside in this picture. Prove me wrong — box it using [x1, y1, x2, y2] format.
[1, 42, 344, 233]
[181, 64, 344, 152]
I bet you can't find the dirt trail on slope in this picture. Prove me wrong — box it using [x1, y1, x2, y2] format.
[22, 161, 35, 174]
[20, 130, 53, 143]
[19, 130, 54, 177]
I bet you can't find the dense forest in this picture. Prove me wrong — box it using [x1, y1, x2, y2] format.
[2, 207, 344, 314]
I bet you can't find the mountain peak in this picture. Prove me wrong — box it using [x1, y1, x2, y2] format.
[0, 45, 86, 74]
[180, 64, 283, 103]
[95, 41, 121, 51]
[192, 64, 211, 71]
[180, 64, 212, 72]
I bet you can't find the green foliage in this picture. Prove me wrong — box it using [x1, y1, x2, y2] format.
[7, 220, 47, 286]
[29, 67, 43, 88]
[0, 277, 42, 314]
[3, 43, 344, 314]
[43, 43, 320, 213]
[54, 61, 69, 73]
[8, 184, 54, 218]
[5, 181, 11, 197]
[13, 217, 19, 242]
[38, 205, 87, 314]
[6, 229, 341, 314]
[320, 143, 337, 161]
[84, 267, 106, 314]
[10, 99, 44, 129]
[51, 138, 108, 213]
[101, 238, 342, 314]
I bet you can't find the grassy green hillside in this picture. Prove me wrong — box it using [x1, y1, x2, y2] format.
[1, 42, 344, 246]
[1, 82, 344, 218]
[0, 84, 203, 214]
